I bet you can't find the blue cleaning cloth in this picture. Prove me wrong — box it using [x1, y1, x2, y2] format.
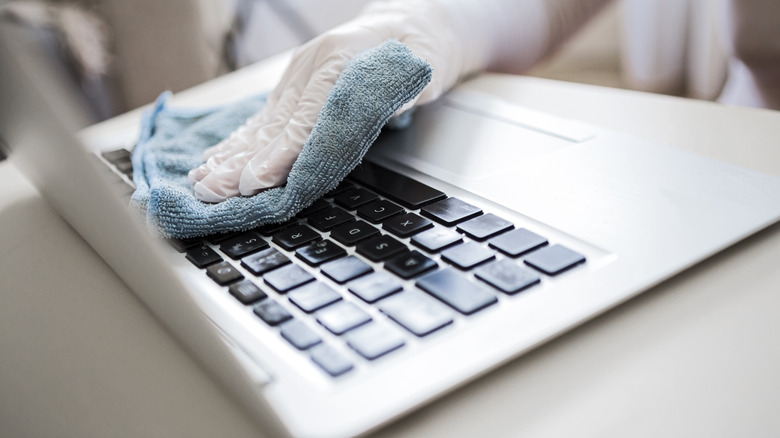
[131, 39, 432, 239]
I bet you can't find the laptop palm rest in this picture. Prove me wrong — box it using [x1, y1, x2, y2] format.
[368, 89, 780, 269]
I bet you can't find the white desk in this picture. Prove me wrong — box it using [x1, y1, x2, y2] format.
[2, 53, 780, 437]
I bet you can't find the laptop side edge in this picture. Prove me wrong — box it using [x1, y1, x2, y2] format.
[0, 24, 290, 438]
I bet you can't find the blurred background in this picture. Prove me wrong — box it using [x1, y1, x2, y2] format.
[0, 0, 732, 123]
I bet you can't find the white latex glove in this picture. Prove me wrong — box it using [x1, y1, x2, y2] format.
[189, 0, 609, 202]
[188, 0, 476, 202]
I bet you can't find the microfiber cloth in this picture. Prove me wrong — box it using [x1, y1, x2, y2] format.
[131, 39, 432, 239]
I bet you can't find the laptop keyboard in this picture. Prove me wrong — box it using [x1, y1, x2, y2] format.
[100, 150, 586, 378]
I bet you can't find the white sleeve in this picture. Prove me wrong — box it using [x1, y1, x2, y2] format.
[435, 0, 613, 75]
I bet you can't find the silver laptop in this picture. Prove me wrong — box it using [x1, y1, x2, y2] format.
[4, 24, 780, 437]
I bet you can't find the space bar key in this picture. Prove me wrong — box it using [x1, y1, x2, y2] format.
[348, 161, 446, 209]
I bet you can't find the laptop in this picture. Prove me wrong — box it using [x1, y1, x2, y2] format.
[4, 24, 780, 437]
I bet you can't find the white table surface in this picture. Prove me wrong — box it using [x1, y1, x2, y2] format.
[2, 52, 780, 437]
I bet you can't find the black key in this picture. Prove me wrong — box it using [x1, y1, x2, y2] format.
[355, 234, 407, 262]
[456, 213, 514, 241]
[321, 255, 373, 284]
[330, 220, 379, 246]
[524, 244, 586, 275]
[348, 161, 446, 208]
[316, 301, 372, 335]
[382, 212, 433, 238]
[101, 148, 131, 164]
[255, 219, 296, 237]
[379, 292, 453, 337]
[420, 197, 482, 226]
[253, 300, 293, 326]
[474, 259, 541, 294]
[334, 187, 378, 210]
[323, 180, 355, 198]
[295, 239, 347, 266]
[272, 224, 320, 251]
[228, 280, 267, 304]
[310, 344, 353, 377]
[297, 198, 330, 218]
[307, 207, 353, 232]
[416, 269, 498, 315]
[384, 250, 437, 279]
[206, 261, 244, 285]
[167, 237, 201, 253]
[185, 244, 222, 268]
[348, 272, 403, 303]
[410, 226, 463, 252]
[488, 228, 548, 257]
[280, 320, 322, 350]
[241, 247, 290, 276]
[345, 323, 405, 360]
[220, 232, 268, 259]
[356, 199, 403, 224]
[288, 282, 342, 313]
[440, 242, 495, 270]
[204, 231, 240, 245]
[263, 264, 315, 293]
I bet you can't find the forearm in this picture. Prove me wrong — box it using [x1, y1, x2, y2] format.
[436, 0, 612, 75]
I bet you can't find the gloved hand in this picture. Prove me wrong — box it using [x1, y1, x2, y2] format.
[188, 0, 608, 202]
[188, 0, 485, 202]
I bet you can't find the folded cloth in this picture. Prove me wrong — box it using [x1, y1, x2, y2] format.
[131, 39, 432, 239]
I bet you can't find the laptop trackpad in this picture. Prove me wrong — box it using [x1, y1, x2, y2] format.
[369, 92, 595, 185]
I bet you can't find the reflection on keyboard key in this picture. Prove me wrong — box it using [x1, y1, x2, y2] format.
[263, 264, 315, 293]
[420, 197, 482, 226]
[524, 244, 585, 275]
[348, 272, 403, 303]
[410, 226, 463, 253]
[316, 301, 372, 335]
[255, 220, 295, 237]
[168, 237, 201, 253]
[382, 212, 433, 238]
[384, 250, 438, 279]
[474, 259, 540, 294]
[456, 213, 514, 241]
[288, 282, 342, 313]
[204, 231, 240, 245]
[416, 269, 497, 315]
[379, 292, 453, 337]
[228, 280, 267, 304]
[488, 228, 547, 257]
[308, 206, 353, 231]
[297, 198, 330, 218]
[334, 187, 378, 210]
[356, 235, 407, 262]
[321, 255, 373, 284]
[310, 344, 353, 377]
[357, 199, 403, 223]
[324, 181, 355, 198]
[241, 248, 290, 276]
[345, 323, 405, 360]
[206, 261, 244, 285]
[440, 242, 495, 270]
[220, 231, 268, 259]
[253, 300, 293, 326]
[295, 239, 347, 266]
[280, 320, 322, 350]
[185, 244, 222, 268]
[330, 220, 380, 246]
[272, 224, 320, 250]
[348, 161, 446, 209]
